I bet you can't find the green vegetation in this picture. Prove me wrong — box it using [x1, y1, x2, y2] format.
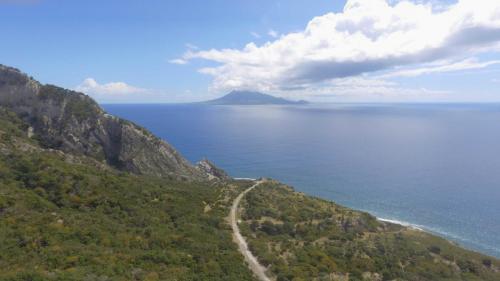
[1, 103, 500, 281]
[0, 108, 255, 281]
[239, 181, 500, 281]
[39, 85, 101, 119]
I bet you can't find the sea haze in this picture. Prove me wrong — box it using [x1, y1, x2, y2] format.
[104, 103, 500, 258]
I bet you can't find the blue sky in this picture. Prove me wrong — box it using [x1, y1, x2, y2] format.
[2, 0, 500, 103]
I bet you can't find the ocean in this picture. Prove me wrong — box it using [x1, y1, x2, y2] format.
[104, 103, 500, 258]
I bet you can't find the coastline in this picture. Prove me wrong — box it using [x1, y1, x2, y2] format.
[376, 216, 500, 259]
[233, 178, 500, 280]
[377, 217, 424, 231]
[104, 103, 500, 261]
[234, 177, 257, 181]
[233, 177, 500, 259]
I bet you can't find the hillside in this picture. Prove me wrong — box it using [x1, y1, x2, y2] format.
[0, 107, 256, 280]
[204, 91, 308, 105]
[0, 65, 499, 281]
[0, 65, 213, 181]
[239, 182, 500, 281]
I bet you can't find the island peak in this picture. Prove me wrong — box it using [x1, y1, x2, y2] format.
[204, 90, 308, 105]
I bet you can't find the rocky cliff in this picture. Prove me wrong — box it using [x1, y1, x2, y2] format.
[0, 64, 222, 180]
[196, 158, 231, 181]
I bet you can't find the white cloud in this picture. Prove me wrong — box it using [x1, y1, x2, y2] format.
[266, 77, 450, 103]
[314, 77, 449, 100]
[75, 78, 147, 96]
[185, 43, 199, 50]
[75, 78, 207, 103]
[251, 31, 261, 39]
[380, 58, 500, 78]
[175, 0, 500, 95]
[268, 29, 278, 38]
[169, 58, 188, 65]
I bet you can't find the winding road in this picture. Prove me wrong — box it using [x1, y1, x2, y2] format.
[230, 180, 271, 281]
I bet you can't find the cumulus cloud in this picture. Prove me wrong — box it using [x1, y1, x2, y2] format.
[311, 77, 449, 100]
[75, 78, 147, 96]
[266, 77, 450, 103]
[251, 32, 261, 39]
[185, 43, 199, 50]
[175, 0, 500, 94]
[268, 29, 278, 38]
[380, 58, 500, 78]
[169, 58, 188, 65]
[74, 78, 204, 103]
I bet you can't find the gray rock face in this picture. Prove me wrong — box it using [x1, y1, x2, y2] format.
[0, 65, 206, 180]
[196, 159, 231, 181]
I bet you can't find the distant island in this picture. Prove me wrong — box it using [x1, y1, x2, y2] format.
[203, 90, 308, 105]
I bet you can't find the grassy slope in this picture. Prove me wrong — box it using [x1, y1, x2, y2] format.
[2, 106, 500, 281]
[0, 108, 255, 281]
[239, 181, 500, 281]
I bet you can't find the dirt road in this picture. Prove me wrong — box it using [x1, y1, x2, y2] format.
[230, 180, 271, 281]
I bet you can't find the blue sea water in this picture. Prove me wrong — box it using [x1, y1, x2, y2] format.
[104, 103, 500, 258]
